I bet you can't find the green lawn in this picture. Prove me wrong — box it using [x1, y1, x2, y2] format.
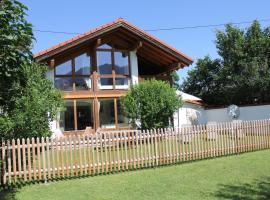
[1, 150, 270, 200]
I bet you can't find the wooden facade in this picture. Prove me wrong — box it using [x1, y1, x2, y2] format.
[34, 19, 193, 135]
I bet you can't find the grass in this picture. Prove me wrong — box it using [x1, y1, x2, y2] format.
[1, 149, 270, 200]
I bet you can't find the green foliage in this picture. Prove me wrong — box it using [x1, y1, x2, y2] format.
[0, 63, 63, 139]
[0, 0, 63, 139]
[182, 21, 270, 105]
[0, 0, 34, 110]
[121, 80, 182, 130]
[171, 71, 180, 89]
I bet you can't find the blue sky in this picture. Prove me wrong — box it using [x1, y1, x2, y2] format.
[21, 0, 270, 81]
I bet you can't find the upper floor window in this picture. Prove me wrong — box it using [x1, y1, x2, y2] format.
[55, 53, 92, 91]
[115, 52, 129, 75]
[55, 60, 72, 75]
[96, 44, 130, 90]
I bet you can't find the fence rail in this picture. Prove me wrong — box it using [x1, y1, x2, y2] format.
[1, 119, 270, 186]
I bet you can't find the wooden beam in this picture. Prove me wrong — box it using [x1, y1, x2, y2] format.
[62, 90, 128, 99]
[137, 50, 168, 66]
[95, 38, 102, 48]
[130, 41, 143, 51]
[49, 59, 55, 68]
[155, 62, 184, 76]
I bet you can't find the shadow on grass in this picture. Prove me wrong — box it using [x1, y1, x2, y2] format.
[215, 177, 270, 200]
[0, 187, 18, 200]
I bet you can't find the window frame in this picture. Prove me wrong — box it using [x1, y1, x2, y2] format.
[54, 52, 93, 91]
[96, 45, 131, 90]
[60, 99, 94, 132]
[98, 97, 130, 129]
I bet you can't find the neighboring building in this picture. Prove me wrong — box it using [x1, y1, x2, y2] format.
[34, 18, 193, 135]
[173, 91, 270, 127]
[174, 91, 204, 127]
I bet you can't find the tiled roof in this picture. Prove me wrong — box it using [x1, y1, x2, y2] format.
[34, 18, 193, 64]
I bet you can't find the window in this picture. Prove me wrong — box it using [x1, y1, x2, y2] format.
[96, 44, 130, 90]
[76, 100, 93, 130]
[60, 99, 93, 132]
[117, 99, 129, 128]
[97, 51, 112, 74]
[98, 98, 129, 129]
[98, 44, 112, 49]
[55, 77, 73, 91]
[99, 99, 115, 128]
[55, 53, 91, 91]
[55, 60, 72, 75]
[115, 52, 129, 75]
[60, 100, 75, 131]
[75, 53, 91, 75]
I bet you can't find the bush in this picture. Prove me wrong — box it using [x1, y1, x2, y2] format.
[121, 80, 182, 130]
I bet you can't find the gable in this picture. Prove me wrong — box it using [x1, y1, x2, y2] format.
[34, 18, 193, 72]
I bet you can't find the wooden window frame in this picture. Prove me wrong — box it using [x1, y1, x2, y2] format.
[97, 97, 129, 129]
[54, 52, 93, 92]
[96, 46, 131, 90]
[61, 99, 94, 132]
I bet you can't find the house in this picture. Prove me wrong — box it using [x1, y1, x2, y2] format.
[34, 18, 193, 135]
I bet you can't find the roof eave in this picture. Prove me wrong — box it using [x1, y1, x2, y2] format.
[34, 19, 193, 66]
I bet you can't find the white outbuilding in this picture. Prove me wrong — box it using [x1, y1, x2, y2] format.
[173, 91, 205, 128]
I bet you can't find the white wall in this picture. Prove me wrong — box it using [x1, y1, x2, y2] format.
[174, 102, 205, 127]
[174, 103, 270, 128]
[205, 105, 270, 122]
[130, 51, 139, 85]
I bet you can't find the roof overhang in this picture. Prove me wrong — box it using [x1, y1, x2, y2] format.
[34, 18, 193, 71]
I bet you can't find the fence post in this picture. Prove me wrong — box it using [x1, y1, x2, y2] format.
[1, 140, 6, 186]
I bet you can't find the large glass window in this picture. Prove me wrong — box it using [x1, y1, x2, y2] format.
[115, 52, 129, 75]
[55, 60, 72, 75]
[97, 51, 112, 74]
[55, 53, 91, 91]
[75, 77, 91, 90]
[75, 53, 91, 75]
[55, 77, 73, 91]
[99, 99, 115, 128]
[60, 99, 93, 131]
[60, 100, 75, 131]
[98, 98, 130, 129]
[117, 99, 129, 128]
[96, 44, 130, 90]
[76, 100, 93, 130]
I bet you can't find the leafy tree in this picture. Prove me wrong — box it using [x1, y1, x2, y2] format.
[171, 71, 180, 89]
[0, 0, 33, 110]
[0, 0, 62, 139]
[121, 80, 182, 130]
[182, 21, 270, 106]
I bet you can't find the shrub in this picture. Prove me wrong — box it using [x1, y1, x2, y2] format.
[121, 80, 182, 130]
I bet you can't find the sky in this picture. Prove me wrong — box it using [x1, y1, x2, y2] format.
[20, 0, 270, 81]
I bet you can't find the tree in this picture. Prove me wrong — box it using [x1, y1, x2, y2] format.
[0, 0, 62, 140]
[121, 80, 182, 130]
[182, 21, 270, 106]
[171, 71, 180, 89]
[0, 0, 33, 110]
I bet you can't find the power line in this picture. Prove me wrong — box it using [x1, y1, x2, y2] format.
[145, 18, 270, 31]
[32, 18, 270, 35]
[34, 29, 81, 35]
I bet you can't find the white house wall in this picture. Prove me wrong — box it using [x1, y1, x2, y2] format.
[173, 102, 205, 127]
[130, 51, 139, 85]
